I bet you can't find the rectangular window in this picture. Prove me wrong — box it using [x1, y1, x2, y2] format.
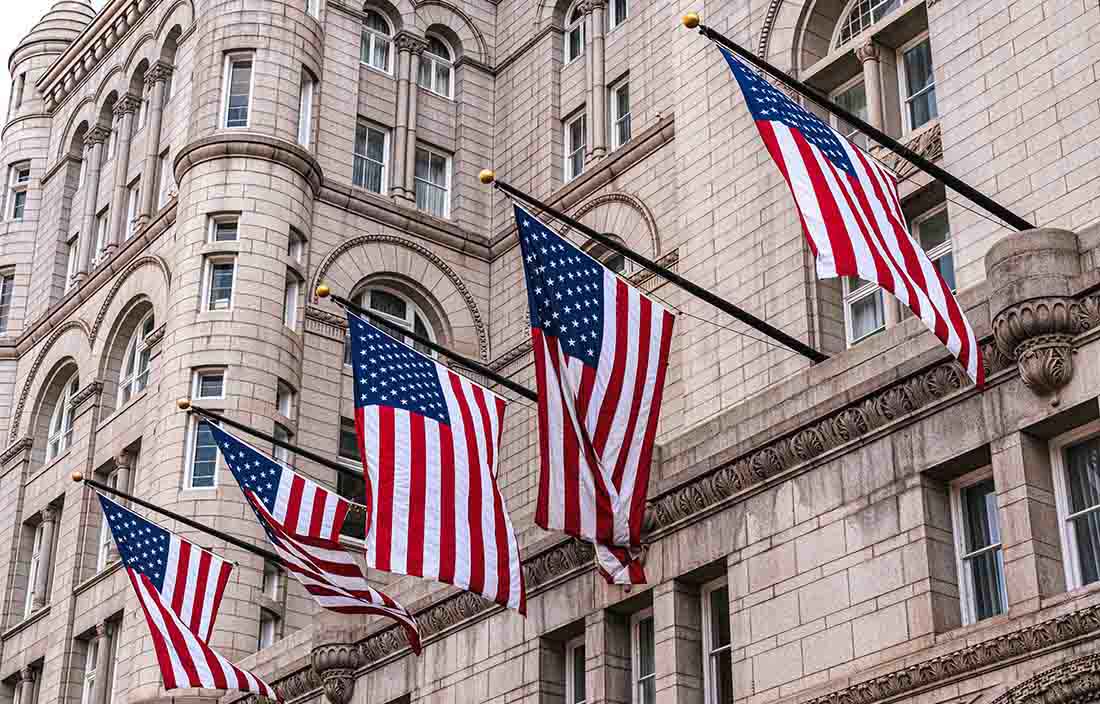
[94, 209, 109, 264]
[8, 163, 30, 220]
[205, 257, 236, 311]
[288, 228, 305, 262]
[1056, 434, 1100, 588]
[262, 561, 282, 599]
[283, 276, 299, 329]
[209, 216, 239, 242]
[96, 471, 120, 570]
[951, 470, 1007, 624]
[338, 417, 366, 539]
[157, 151, 173, 208]
[843, 277, 885, 345]
[259, 609, 278, 648]
[0, 270, 14, 333]
[193, 369, 226, 399]
[913, 206, 954, 291]
[80, 638, 98, 704]
[125, 180, 140, 240]
[902, 36, 937, 131]
[276, 381, 295, 417]
[565, 13, 585, 63]
[24, 521, 44, 616]
[188, 418, 218, 489]
[610, 79, 631, 149]
[223, 54, 254, 128]
[353, 122, 388, 194]
[297, 69, 315, 147]
[831, 79, 868, 149]
[565, 112, 586, 182]
[703, 580, 733, 704]
[632, 610, 656, 704]
[414, 147, 451, 218]
[273, 422, 292, 464]
[611, 0, 628, 27]
[566, 636, 586, 704]
[65, 236, 79, 293]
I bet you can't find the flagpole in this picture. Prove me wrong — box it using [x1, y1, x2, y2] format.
[684, 13, 1036, 232]
[72, 472, 282, 564]
[317, 287, 540, 403]
[181, 400, 367, 486]
[482, 172, 830, 364]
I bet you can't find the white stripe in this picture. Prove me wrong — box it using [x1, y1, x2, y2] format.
[176, 540, 200, 634]
[557, 342, 601, 538]
[319, 491, 339, 542]
[390, 411, 413, 574]
[135, 573, 219, 689]
[422, 415, 443, 579]
[131, 571, 189, 687]
[539, 333, 568, 534]
[362, 406, 380, 566]
[447, 377, 473, 590]
[598, 284, 643, 485]
[195, 558, 224, 643]
[273, 469, 296, 527]
[161, 537, 181, 609]
[465, 376, 500, 601]
[769, 124, 839, 278]
[585, 271, 620, 432]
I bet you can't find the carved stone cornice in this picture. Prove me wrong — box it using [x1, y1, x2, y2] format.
[523, 538, 594, 590]
[993, 653, 1100, 704]
[1, 437, 33, 466]
[275, 668, 322, 702]
[72, 380, 103, 409]
[84, 126, 111, 147]
[311, 643, 360, 704]
[144, 323, 166, 349]
[174, 134, 325, 197]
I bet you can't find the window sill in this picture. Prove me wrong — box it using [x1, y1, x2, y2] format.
[418, 86, 454, 101]
[1, 603, 51, 641]
[97, 389, 150, 431]
[73, 559, 122, 596]
[562, 55, 585, 68]
[358, 62, 394, 80]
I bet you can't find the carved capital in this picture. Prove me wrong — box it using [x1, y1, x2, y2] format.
[85, 126, 111, 147]
[113, 93, 142, 117]
[95, 621, 112, 640]
[72, 380, 103, 409]
[145, 61, 174, 86]
[41, 505, 58, 524]
[19, 667, 35, 683]
[855, 40, 880, 62]
[311, 643, 361, 704]
[395, 33, 428, 55]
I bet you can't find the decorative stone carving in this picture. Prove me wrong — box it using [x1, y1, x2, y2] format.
[868, 123, 942, 179]
[88, 255, 171, 343]
[311, 643, 361, 704]
[1, 437, 33, 466]
[8, 318, 91, 442]
[112, 93, 142, 117]
[986, 229, 1081, 400]
[993, 653, 1100, 704]
[523, 539, 594, 589]
[84, 126, 111, 147]
[855, 40, 880, 62]
[144, 61, 174, 88]
[72, 380, 103, 408]
[395, 33, 428, 54]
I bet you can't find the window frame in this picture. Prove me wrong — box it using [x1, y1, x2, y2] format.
[413, 146, 452, 219]
[24, 521, 45, 616]
[283, 274, 300, 329]
[898, 32, 938, 133]
[125, 179, 140, 240]
[185, 416, 220, 490]
[360, 10, 394, 74]
[288, 228, 306, 263]
[353, 121, 390, 194]
[80, 635, 98, 704]
[1050, 420, 1100, 590]
[348, 286, 437, 360]
[221, 52, 256, 129]
[609, 0, 629, 29]
[630, 608, 656, 704]
[65, 234, 80, 293]
[609, 78, 631, 150]
[273, 422, 292, 464]
[8, 163, 30, 221]
[204, 255, 237, 311]
[842, 277, 886, 345]
[297, 68, 316, 147]
[208, 214, 240, 243]
[911, 204, 954, 292]
[0, 269, 14, 333]
[564, 2, 586, 64]
[93, 208, 110, 266]
[96, 470, 120, 570]
[47, 372, 80, 461]
[418, 36, 454, 99]
[832, 0, 904, 49]
[118, 311, 156, 407]
[192, 368, 227, 401]
[564, 110, 587, 182]
[949, 467, 1007, 625]
[156, 150, 173, 208]
[565, 635, 587, 704]
[702, 577, 733, 704]
[829, 74, 869, 148]
[306, 0, 321, 19]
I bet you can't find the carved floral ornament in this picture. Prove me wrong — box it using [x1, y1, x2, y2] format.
[992, 652, 1100, 704]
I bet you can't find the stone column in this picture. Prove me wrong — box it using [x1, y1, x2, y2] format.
[589, 0, 608, 161]
[586, 609, 631, 704]
[107, 94, 141, 253]
[653, 580, 704, 704]
[31, 506, 57, 610]
[986, 228, 1081, 401]
[402, 38, 427, 205]
[136, 63, 172, 228]
[108, 453, 133, 563]
[855, 40, 900, 327]
[76, 127, 110, 281]
[89, 622, 114, 704]
[391, 37, 414, 200]
[17, 667, 36, 704]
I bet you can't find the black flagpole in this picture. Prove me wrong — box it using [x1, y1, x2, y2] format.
[686, 14, 1036, 232]
[73, 472, 282, 564]
[483, 172, 829, 364]
[318, 287, 540, 403]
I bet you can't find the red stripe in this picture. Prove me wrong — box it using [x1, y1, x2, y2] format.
[545, 335, 582, 537]
[148, 572, 220, 689]
[592, 280, 630, 455]
[532, 329, 553, 531]
[286, 475, 305, 536]
[611, 293, 651, 490]
[406, 413, 427, 576]
[330, 499, 349, 541]
[448, 373, 486, 598]
[471, 382, 511, 608]
[308, 490, 326, 539]
[190, 550, 212, 635]
[206, 561, 232, 640]
[171, 542, 190, 616]
[127, 570, 179, 690]
[353, 410, 374, 538]
[374, 407, 396, 571]
[437, 422, 457, 585]
[631, 310, 674, 546]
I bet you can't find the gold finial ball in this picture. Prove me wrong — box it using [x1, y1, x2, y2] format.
[478, 169, 496, 185]
[316, 283, 331, 298]
[682, 11, 700, 28]
[71, 471, 84, 483]
[176, 398, 192, 411]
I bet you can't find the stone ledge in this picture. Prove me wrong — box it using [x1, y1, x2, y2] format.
[173, 134, 325, 197]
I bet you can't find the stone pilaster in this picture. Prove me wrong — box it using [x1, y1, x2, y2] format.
[76, 126, 110, 282]
[392, 35, 415, 200]
[107, 93, 141, 252]
[653, 580, 704, 704]
[402, 37, 428, 205]
[31, 505, 57, 610]
[90, 622, 114, 704]
[136, 62, 172, 227]
[588, 0, 607, 160]
[586, 609, 631, 704]
[17, 666, 36, 704]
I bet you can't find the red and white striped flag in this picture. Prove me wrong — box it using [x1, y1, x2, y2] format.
[514, 203, 676, 585]
[208, 424, 423, 654]
[97, 493, 277, 699]
[720, 48, 983, 385]
[348, 312, 526, 613]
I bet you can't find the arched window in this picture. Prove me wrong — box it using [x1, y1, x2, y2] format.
[564, 2, 586, 63]
[418, 35, 453, 98]
[47, 372, 79, 460]
[118, 312, 155, 406]
[833, 0, 901, 48]
[345, 287, 435, 363]
[360, 10, 393, 72]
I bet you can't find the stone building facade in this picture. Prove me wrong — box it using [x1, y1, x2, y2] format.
[1, 1, 1099, 704]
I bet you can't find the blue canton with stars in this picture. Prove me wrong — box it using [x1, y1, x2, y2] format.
[97, 493, 172, 589]
[348, 314, 451, 426]
[720, 48, 857, 179]
[515, 204, 606, 368]
[206, 422, 286, 515]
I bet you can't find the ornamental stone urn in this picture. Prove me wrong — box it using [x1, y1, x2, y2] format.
[985, 228, 1081, 401]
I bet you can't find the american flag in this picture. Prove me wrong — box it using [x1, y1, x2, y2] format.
[206, 424, 423, 653]
[349, 313, 526, 613]
[514, 203, 675, 585]
[96, 493, 276, 698]
[719, 48, 983, 385]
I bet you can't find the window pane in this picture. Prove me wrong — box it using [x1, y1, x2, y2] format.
[226, 59, 252, 128]
[214, 220, 238, 241]
[339, 473, 366, 539]
[933, 251, 956, 292]
[918, 209, 950, 250]
[418, 59, 432, 89]
[850, 289, 884, 340]
[571, 645, 586, 704]
[374, 38, 390, 71]
[712, 651, 734, 704]
[638, 617, 655, 677]
[1065, 439, 1100, 515]
[429, 153, 447, 186]
[210, 262, 234, 308]
[966, 547, 1006, 620]
[834, 82, 868, 138]
[568, 27, 583, 60]
[198, 372, 224, 398]
[192, 423, 217, 487]
[709, 587, 731, 648]
[1071, 512, 1100, 585]
[962, 479, 998, 552]
[339, 418, 360, 461]
[367, 129, 385, 161]
[13, 191, 26, 219]
[436, 63, 451, 95]
[370, 289, 407, 319]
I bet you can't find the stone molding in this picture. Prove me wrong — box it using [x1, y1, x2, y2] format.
[868, 122, 943, 180]
[112, 93, 142, 117]
[802, 604, 1100, 704]
[72, 380, 103, 409]
[1, 437, 33, 466]
[311, 643, 361, 704]
[84, 126, 111, 147]
[394, 32, 428, 54]
[9, 319, 91, 442]
[88, 255, 172, 344]
[992, 653, 1100, 704]
[855, 40, 880, 62]
[565, 192, 662, 259]
[173, 134, 325, 197]
[309, 235, 490, 360]
[756, 0, 786, 58]
[144, 61, 173, 87]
